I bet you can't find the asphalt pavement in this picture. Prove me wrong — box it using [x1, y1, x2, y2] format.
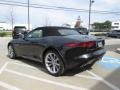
[0, 37, 120, 90]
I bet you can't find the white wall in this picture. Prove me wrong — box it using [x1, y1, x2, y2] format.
[0, 23, 32, 31]
[0, 22, 12, 30]
[112, 22, 120, 30]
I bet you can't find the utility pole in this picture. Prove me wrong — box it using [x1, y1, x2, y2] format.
[10, 8, 14, 30]
[7, 7, 15, 30]
[28, 0, 30, 30]
[88, 0, 94, 31]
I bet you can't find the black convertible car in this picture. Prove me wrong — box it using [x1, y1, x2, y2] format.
[8, 26, 106, 76]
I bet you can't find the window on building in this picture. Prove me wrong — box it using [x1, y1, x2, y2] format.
[114, 23, 119, 25]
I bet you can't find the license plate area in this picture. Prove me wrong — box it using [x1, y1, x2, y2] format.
[97, 42, 103, 47]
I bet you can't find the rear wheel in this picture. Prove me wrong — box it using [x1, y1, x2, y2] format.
[44, 50, 65, 76]
[8, 45, 16, 59]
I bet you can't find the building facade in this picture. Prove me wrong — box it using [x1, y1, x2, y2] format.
[112, 21, 120, 30]
[0, 22, 32, 31]
[0, 22, 11, 30]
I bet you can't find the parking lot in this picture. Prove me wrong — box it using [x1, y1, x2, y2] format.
[0, 37, 120, 90]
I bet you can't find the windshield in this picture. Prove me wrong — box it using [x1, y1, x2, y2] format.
[58, 29, 80, 36]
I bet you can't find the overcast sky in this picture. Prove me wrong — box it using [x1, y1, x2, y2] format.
[0, 0, 120, 28]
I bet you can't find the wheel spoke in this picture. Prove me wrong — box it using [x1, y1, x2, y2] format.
[55, 59, 59, 63]
[48, 63, 53, 67]
[53, 54, 57, 60]
[54, 65, 60, 72]
[48, 54, 52, 60]
[46, 61, 51, 63]
[49, 53, 54, 60]
[55, 63, 60, 67]
[53, 65, 56, 73]
[46, 61, 52, 66]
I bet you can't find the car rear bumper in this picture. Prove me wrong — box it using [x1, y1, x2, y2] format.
[64, 49, 106, 69]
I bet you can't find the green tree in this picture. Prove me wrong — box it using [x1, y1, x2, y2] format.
[104, 20, 111, 30]
[92, 20, 111, 31]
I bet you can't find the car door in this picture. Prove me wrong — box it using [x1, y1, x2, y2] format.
[20, 29, 45, 61]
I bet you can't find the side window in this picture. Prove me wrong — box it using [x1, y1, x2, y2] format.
[27, 30, 43, 38]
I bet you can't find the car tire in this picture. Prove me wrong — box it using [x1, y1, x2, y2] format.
[8, 45, 16, 59]
[44, 50, 65, 76]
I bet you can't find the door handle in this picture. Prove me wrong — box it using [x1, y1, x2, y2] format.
[31, 41, 36, 43]
[31, 41, 39, 44]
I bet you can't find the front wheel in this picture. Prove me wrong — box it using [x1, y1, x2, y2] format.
[44, 51, 65, 76]
[8, 45, 16, 59]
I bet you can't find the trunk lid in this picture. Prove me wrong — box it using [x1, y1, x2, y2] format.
[63, 35, 97, 42]
[63, 35, 105, 50]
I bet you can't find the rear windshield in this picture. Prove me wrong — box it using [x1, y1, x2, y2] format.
[14, 27, 26, 31]
[58, 29, 80, 36]
[14, 27, 26, 33]
[76, 28, 88, 31]
[43, 28, 80, 36]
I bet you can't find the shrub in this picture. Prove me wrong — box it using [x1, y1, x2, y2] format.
[0, 32, 8, 37]
[94, 33, 106, 36]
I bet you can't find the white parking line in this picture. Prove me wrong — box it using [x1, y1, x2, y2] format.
[0, 62, 9, 74]
[10, 62, 37, 69]
[0, 81, 21, 90]
[75, 74, 100, 80]
[5, 69, 88, 90]
[6, 62, 120, 90]
[86, 71, 100, 80]
[87, 70, 120, 90]
[0, 62, 21, 90]
[11, 62, 99, 80]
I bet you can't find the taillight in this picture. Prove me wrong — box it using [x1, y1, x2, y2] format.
[64, 41, 95, 48]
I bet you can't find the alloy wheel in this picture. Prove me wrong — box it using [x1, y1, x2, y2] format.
[8, 45, 15, 59]
[45, 53, 60, 74]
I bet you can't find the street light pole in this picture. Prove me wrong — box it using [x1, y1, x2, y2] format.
[88, 0, 94, 32]
[28, 0, 30, 30]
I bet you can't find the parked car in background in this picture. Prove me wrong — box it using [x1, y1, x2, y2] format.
[12, 26, 27, 39]
[107, 30, 120, 38]
[75, 27, 89, 35]
[8, 26, 106, 76]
